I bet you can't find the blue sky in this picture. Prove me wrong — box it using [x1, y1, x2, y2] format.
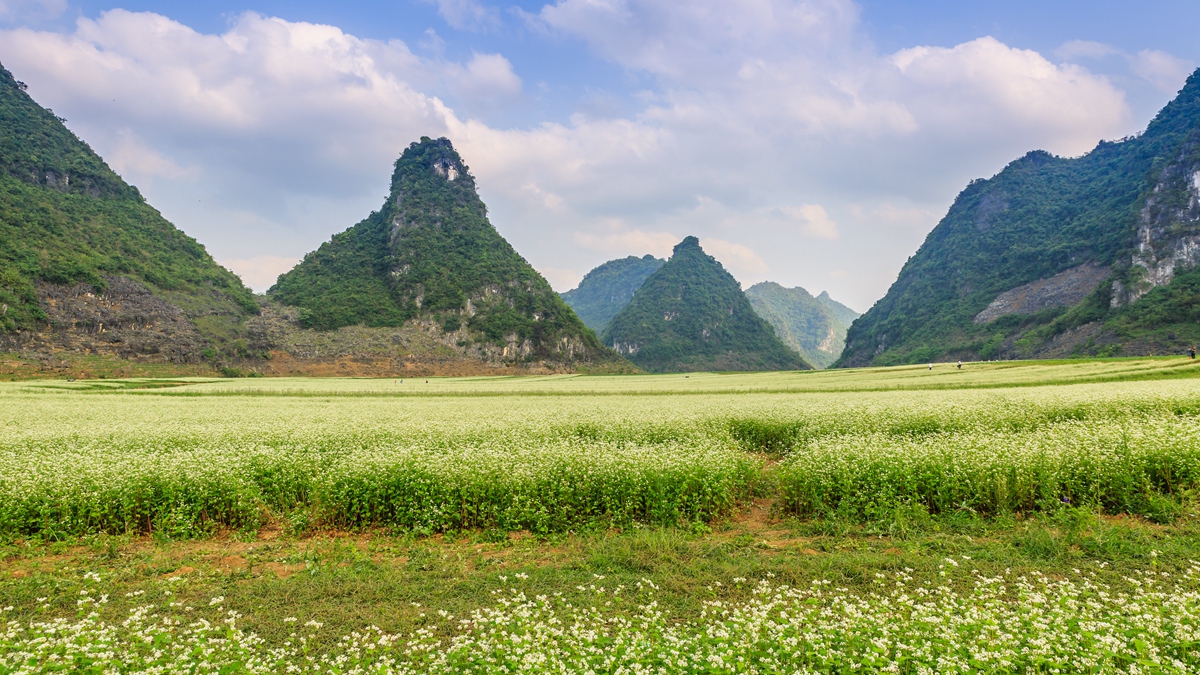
[2, 0, 1197, 310]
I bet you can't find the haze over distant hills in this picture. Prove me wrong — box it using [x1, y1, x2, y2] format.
[564, 255, 859, 369]
[744, 283, 859, 369]
[601, 237, 809, 373]
[561, 255, 664, 333]
[839, 68, 1200, 368]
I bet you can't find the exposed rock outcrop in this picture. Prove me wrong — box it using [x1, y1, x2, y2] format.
[1113, 138, 1200, 306]
[974, 263, 1110, 324]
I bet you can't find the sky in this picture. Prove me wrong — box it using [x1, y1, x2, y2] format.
[1, 0, 1198, 312]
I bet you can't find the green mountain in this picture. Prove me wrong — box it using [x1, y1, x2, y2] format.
[817, 291, 860, 329]
[270, 137, 616, 367]
[838, 68, 1200, 367]
[601, 237, 809, 372]
[745, 282, 859, 369]
[0, 61, 257, 357]
[561, 254, 665, 332]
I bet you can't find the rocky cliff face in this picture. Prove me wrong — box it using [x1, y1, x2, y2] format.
[0, 276, 210, 362]
[837, 68, 1200, 367]
[1113, 135, 1200, 306]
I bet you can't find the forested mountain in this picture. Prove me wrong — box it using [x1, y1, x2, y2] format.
[838, 68, 1200, 367]
[745, 282, 859, 369]
[271, 137, 619, 368]
[561, 255, 665, 332]
[817, 291, 860, 329]
[601, 237, 808, 372]
[0, 61, 259, 364]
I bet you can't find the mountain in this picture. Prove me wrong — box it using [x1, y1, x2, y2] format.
[561, 255, 665, 332]
[817, 291, 860, 329]
[745, 282, 859, 369]
[601, 237, 809, 372]
[838, 68, 1200, 367]
[270, 137, 619, 369]
[0, 61, 259, 366]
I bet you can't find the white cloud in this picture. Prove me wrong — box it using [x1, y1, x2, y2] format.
[0, 3, 1153, 311]
[1057, 41, 1193, 97]
[220, 255, 300, 292]
[445, 52, 522, 102]
[699, 238, 769, 280]
[1132, 49, 1194, 93]
[105, 130, 194, 183]
[781, 204, 838, 240]
[890, 37, 1129, 156]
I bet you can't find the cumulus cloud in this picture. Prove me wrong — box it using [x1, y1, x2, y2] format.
[1057, 41, 1194, 96]
[445, 53, 522, 102]
[0, 2, 1151, 310]
[0, 10, 517, 262]
[1132, 50, 1195, 93]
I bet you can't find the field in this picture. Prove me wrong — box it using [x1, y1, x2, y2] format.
[2, 357, 1200, 672]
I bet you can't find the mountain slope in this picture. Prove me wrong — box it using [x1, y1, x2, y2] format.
[817, 291, 860, 329]
[601, 237, 809, 372]
[270, 137, 617, 368]
[745, 282, 858, 369]
[561, 255, 665, 332]
[0, 61, 257, 360]
[838, 68, 1200, 367]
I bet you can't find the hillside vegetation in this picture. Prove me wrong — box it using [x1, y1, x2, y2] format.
[0, 62, 256, 336]
[745, 282, 859, 368]
[601, 237, 808, 372]
[839, 68, 1200, 367]
[271, 138, 617, 368]
[560, 254, 664, 332]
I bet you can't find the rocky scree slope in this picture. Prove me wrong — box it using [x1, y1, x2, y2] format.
[270, 137, 622, 370]
[744, 282, 859, 369]
[838, 68, 1200, 367]
[0, 61, 259, 365]
[601, 237, 809, 372]
[561, 254, 665, 333]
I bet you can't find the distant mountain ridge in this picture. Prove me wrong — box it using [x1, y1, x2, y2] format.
[839, 68, 1200, 367]
[744, 282, 859, 369]
[561, 255, 664, 332]
[601, 237, 809, 372]
[270, 137, 621, 370]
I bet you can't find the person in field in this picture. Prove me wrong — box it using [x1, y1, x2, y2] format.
[957, 360, 962, 369]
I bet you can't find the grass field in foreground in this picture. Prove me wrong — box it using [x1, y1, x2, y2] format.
[3, 358, 1200, 672]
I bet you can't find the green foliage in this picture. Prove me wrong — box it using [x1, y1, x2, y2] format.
[271, 137, 611, 362]
[744, 282, 859, 368]
[0, 61, 257, 333]
[560, 254, 664, 332]
[839, 68, 1200, 367]
[602, 237, 809, 372]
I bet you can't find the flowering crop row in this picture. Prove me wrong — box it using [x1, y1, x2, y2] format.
[777, 416, 1200, 520]
[0, 439, 756, 537]
[1, 378, 1199, 536]
[4, 566, 1200, 673]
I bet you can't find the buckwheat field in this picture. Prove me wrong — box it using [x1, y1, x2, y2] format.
[2, 357, 1200, 673]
